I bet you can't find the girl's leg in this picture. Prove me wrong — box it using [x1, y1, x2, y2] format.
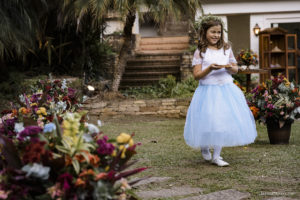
[201, 146, 211, 161]
[212, 146, 229, 167]
[212, 146, 222, 160]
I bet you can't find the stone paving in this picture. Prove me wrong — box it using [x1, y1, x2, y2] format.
[132, 176, 298, 200]
[132, 177, 172, 187]
[180, 189, 250, 200]
[136, 186, 203, 199]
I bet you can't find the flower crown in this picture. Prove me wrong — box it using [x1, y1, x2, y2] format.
[197, 14, 225, 29]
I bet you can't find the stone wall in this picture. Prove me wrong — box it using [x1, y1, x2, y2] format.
[82, 98, 191, 118]
[180, 52, 193, 80]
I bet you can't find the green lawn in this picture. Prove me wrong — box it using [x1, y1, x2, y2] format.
[98, 116, 300, 200]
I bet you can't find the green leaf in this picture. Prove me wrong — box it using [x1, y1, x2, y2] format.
[72, 159, 80, 174]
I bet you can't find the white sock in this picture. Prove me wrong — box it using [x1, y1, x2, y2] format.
[213, 146, 222, 160]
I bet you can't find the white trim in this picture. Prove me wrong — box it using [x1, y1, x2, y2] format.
[202, 1, 300, 15]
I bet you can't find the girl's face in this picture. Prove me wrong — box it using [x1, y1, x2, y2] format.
[206, 25, 222, 46]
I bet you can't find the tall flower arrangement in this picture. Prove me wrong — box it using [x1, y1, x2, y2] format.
[236, 49, 258, 67]
[0, 78, 146, 200]
[247, 74, 300, 127]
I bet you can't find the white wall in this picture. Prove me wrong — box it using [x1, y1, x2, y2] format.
[250, 12, 300, 57]
[104, 21, 124, 35]
[201, 1, 300, 15]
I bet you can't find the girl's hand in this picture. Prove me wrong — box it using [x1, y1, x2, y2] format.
[225, 63, 238, 74]
[224, 64, 233, 69]
[209, 64, 224, 70]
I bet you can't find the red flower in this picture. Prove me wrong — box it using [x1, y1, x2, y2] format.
[22, 141, 52, 164]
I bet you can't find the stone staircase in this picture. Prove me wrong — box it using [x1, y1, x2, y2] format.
[120, 36, 189, 88]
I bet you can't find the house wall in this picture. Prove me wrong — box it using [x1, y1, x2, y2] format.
[199, 0, 300, 72]
[227, 15, 250, 55]
[250, 12, 300, 58]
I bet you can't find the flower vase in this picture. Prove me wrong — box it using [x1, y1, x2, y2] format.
[266, 120, 292, 144]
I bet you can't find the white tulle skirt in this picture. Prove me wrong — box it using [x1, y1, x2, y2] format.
[184, 82, 257, 148]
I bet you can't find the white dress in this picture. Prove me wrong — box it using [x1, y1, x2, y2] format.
[184, 47, 257, 147]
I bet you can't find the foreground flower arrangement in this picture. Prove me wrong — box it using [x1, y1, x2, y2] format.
[247, 74, 300, 127]
[0, 78, 145, 199]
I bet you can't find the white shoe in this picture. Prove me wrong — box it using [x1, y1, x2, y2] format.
[202, 152, 212, 161]
[212, 158, 229, 167]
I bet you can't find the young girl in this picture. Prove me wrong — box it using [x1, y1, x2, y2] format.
[184, 16, 257, 167]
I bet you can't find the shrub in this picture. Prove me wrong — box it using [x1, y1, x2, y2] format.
[121, 75, 198, 99]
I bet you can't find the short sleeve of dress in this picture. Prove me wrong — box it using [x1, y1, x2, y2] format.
[192, 49, 202, 66]
[229, 48, 237, 64]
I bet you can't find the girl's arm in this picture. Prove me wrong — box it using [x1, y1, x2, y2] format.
[193, 64, 223, 80]
[225, 63, 238, 74]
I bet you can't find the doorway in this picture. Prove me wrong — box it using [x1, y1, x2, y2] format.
[276, 22, 300, 82]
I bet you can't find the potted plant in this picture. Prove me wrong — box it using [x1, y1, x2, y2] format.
[236, 49, 258, 70]
[247, 74, 300, 144]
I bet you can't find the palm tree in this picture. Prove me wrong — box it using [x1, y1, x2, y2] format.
[61, 0, 202, 91]
[0, 0, 48, 60]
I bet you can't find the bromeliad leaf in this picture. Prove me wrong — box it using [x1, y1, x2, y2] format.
[72, 159, 80, 174]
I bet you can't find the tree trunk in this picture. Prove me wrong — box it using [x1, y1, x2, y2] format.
[111, 9, 136, 92]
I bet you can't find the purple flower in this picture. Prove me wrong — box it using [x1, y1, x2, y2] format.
[68, 88, 76, 98]
[0, 118, 17, 136]
[267, 104, 274, 110]
[30, 94, 42, 103]
[251, 87, 258, 94]
[97, 136, 115, 155]
[18, 126, 42, 141]
[58, 173, 73, 191]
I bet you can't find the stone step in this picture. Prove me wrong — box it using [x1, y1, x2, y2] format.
[139, 43, 189, 51]
[125, 64, 179, 71]
[140, 36, 189, 45]
[123, 71, 179, 77]
[165, 21, 189, 26]
[135, 52, 182, 59]
[165, 26, 189, 32]
[127, 58, 180, 66]
[136, 49, 187, 54]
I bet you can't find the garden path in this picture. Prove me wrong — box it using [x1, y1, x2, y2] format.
[132, 176, 297, 200]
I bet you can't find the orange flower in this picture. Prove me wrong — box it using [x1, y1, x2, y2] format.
[12, 109, 17, 117]
[89, 154, 100, 167]
[75, 178, 86, 187]
[292, 88, 298, 93]
[95, 172, 107, 181]
[75, 154, 85, 163]
[65, 156, 72, 166]
[250, 106, 259, 118]
[79, 169, 95, 177]
[19, 107, 30, 115]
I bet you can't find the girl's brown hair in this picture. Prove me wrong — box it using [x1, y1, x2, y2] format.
[197, 18, 230, 58]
